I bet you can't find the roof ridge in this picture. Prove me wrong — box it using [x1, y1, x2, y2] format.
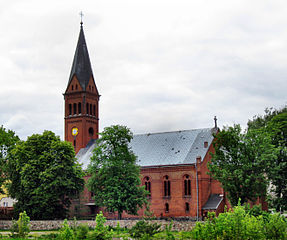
[133, 127, 212, 137]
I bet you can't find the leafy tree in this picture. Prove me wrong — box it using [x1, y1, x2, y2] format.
[87, 125, 148, 220]
[265, 112, 287, 212]
[0, 126, 19, 193]
[7, 130, 84, 219]
[247, 106, 287, 130]
[248, 107, 287, 212]
[208, 124, 276, 206]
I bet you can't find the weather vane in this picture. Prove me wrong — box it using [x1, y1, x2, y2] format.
[79, 11, 84, 25]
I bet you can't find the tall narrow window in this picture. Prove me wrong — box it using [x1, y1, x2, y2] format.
[184, 175, 191, 196]
[165, 203, 169, 213]
[86, 103, 89, 115]
[185, 202, 190, 212]
[164, 175, 170, 197]
[78, 103, 82, 114]
[144, 176, 151, 196]
[73, 103, 77, 115]
[69, 104, 72, 115]
[75, 84, 78, 90]
[93, 105, 96, 116]
[90, 104, 92, 116]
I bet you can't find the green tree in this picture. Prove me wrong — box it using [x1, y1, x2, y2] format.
[0, 126, 19, 193]
[208, 124, 276, 206]
[87, 125, 147, 219]
[266, 112, 287, 212]
[248, 107, 287, 212]
[7, 130, 84, 219]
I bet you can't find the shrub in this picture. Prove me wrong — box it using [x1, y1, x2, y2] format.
[191, 205, 266, 239]
[165, 221, 175, 240]
[10, 211, 30, 239]
[74, 224, 89, 240]
[59, 219, 74, 240]
[264, 213, 287, 240]
[129, 220, 162, 239]
[87, 211, 112, 240]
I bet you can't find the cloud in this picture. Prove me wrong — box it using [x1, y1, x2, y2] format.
[0, 0, 287, 140]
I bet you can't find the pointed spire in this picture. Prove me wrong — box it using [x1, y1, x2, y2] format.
[68, 22, 94, 91]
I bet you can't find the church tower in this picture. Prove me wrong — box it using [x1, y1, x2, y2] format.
[64, 22, 99, 154]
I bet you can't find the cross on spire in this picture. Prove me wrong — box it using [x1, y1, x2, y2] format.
[214, 116, 218, 129]
[79, 11, 84, 26]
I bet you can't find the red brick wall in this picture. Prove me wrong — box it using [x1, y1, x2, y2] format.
[71, 145, 226, 219]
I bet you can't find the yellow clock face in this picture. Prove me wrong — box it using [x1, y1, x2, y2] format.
[72, 127, 78, 136]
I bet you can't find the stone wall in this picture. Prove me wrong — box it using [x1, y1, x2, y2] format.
[0, 219, 197, 231]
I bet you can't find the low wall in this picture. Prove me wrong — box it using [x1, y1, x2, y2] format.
[0, 219, 197, 231]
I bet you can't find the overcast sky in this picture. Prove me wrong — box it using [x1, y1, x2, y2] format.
[0, 0, 286, 140]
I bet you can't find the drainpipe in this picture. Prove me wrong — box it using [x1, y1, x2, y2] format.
[195, 156, 201, 221]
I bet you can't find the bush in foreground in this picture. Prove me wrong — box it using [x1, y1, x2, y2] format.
[191, 204, 287, 240]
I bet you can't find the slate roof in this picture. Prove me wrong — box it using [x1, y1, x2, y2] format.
[77, 128, 215, 169]
[202, 194, 223, 210]
[67, 24, 94, 91]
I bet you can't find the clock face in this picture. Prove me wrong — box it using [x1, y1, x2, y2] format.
[72, 127, 78, 136]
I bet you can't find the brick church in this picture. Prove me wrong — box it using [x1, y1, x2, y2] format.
[64, 22, 227, 219]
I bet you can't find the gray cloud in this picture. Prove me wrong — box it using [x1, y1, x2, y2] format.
[0, 0, 286, 140]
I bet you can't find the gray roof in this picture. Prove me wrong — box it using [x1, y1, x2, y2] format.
[202, 194, 223, 210]
[131, 128, 214, 167]
[77, 128, 214, 169]
[67, 24, 96, 91]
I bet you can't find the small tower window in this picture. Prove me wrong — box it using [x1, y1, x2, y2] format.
[76, 84, 78, 90]
[71, 85, 74, 91]
[92, 86, 94, 91]
[73, 103, 77, 115]
[89, 127, 94, 137]
[164, 175, 171, 197]
[69, 104, 72, 116]
[78, 103, 82, 114]
[90, 104, 92, 116]
[86, 103, 89, 115]
[93, 105, 96, 116]
[89, 85, 91, 91]
[165, 203, 169, 213]
[144, 176, 151, 196]
[185, 202, 190, 212]
[184, 175, 191, 196]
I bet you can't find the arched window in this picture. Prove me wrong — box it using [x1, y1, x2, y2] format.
[165, 203, 169, 213]
[86, 103, 89, 115]
[71, 85, 74, 91]
[164, 175, 170, 197]
[78, 103, 81, 114]
[144, 176, 151, 196]
[185, 202, 190, 212]
[69, 104, 72, 115]
[93, 105, 96, 116]
[184, 175, 191, 196]
[90, 104, 92, 116]
[76, 84, 78, 90]
[73, 103, 77, 115]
